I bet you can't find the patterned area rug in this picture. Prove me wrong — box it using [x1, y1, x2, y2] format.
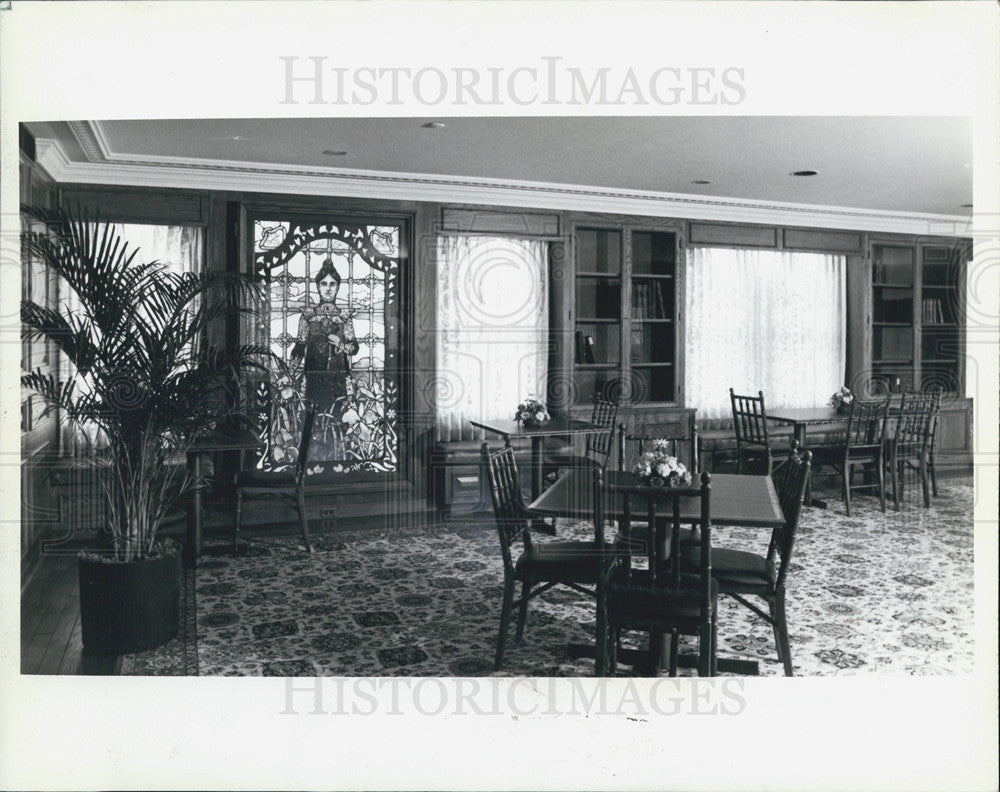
[121, 480, 974, 677]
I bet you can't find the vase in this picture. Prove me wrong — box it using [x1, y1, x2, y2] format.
[836, 403, 850, 416]
[78, 540, 181, 655]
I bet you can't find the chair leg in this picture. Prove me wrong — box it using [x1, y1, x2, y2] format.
[897, 459, 905, 507]
[698, 620, 712, 677]
[735, 448, 743, 475]
[768, 598, 783, 662]
[929, 450, 938, 497]
[233, 490, 242, 555]
[877, 453, 886, 513]
[668, 630, 680, 677]
[890, 456, 900, 511]
[595, 602, 608, 678]
[296, 489, 313, 553]
[495, 577, 515, 671]
[775, 589, 793, 677]
[841, 463, 851, 516]
[920, 453, 931, 508]
[515, 580, 531, 642]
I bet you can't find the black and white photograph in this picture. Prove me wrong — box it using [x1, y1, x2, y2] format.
[1, 3, 997, 791]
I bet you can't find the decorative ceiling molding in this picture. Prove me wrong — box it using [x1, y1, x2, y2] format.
[34, 136, 971, 237]
[67, 120, 110, 163]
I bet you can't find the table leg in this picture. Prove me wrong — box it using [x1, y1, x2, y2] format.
[797, 424, 828, 509]
[531, 436, 543, 502]
[530, 436, 556, 535]
[185, 451, 203, 563]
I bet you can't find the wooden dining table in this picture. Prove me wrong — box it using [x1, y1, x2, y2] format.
[529, 468, 785, 675]
[470, 415, 606, 504]
[767, 406, 846, 508]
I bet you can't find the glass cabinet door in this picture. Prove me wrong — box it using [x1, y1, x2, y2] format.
[574, 228, 622, 404]
[871, 243, 915, 390]
[630, 230, 676, 403]
[571, 224, 678, 407]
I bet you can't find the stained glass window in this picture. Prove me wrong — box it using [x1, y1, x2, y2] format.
[251, 218, 400, 478]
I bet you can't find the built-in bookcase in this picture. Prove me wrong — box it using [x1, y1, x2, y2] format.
[870, 240, 967, 394]
[573, 224, 679, 405]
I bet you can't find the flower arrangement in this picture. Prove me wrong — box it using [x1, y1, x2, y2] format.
[633, 439, 692, 488]
[514, 398, 549, 425]
[829, 386, 854, 414]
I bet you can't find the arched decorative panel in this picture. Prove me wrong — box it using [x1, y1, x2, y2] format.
[249, 214, 403, 481]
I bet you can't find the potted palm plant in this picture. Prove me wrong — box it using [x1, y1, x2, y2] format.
[21, 204, 264, 655]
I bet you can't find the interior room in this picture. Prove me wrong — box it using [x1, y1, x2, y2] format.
[18, 115, 976, 678]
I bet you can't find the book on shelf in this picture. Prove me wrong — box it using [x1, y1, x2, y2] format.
[921, 297, 946, 323]
[653, 282, 666, 318]
[575, 331, 596, 364]
[632, 282, 668, 320]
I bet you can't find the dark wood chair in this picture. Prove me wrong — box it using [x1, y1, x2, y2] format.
[682, 441, 811, 676]
[233, 405, 315, 553]
[616, 420, 700, 548]
[594, 468, 717, 677]
[811, 397, 890, 515]
[616, 418, 698, 475]
[482, 441, 611, 671]
[544, 392, 621, 475]
[730, 388, 781, 475]
[887, 391, 936, 510]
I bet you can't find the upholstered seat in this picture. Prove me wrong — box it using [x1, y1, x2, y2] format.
[683, 546, 774, 593]
[606, 570, 719, 627]
[515, 540, 611, 584]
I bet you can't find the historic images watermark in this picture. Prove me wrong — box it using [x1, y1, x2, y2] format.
[279, 56, 747, 107]
[280, 676, 748, 717]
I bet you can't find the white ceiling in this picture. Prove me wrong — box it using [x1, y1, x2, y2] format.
[27, 116, 973, 218]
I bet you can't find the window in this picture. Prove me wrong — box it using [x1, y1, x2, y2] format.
[251, 215, 403, 477]
[435, 235, 549, 440]
[683, 247, 846, 419]
[57, 223, 204, 454]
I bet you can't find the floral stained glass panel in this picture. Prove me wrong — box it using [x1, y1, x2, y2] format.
[252, 218, 400, 477]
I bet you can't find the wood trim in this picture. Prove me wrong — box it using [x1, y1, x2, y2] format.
[57, 184, 208, 225]
[783, 227, 864, 253]
[688, 221, 778, 248]
[440, 206, 560, 238]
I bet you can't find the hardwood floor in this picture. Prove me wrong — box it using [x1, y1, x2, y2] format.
[21, 552, 118, 675]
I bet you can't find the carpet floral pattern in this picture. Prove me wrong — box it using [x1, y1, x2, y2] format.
[122, 480, 975, 677]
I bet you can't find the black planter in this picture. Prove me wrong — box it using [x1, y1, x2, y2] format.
[78, 543, 181, 655]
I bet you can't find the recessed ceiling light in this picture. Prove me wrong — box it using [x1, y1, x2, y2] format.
[791, 170, 818, 177]
[422, 122, 446, 129]
[322, 150, 347, 156]
[690, 180, 711, 185]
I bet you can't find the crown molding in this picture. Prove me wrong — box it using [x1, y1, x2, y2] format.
[33, 137, 971, 237]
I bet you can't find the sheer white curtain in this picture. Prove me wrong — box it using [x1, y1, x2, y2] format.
[436, 235, 548, 441]
[684, 247, 846, 419]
